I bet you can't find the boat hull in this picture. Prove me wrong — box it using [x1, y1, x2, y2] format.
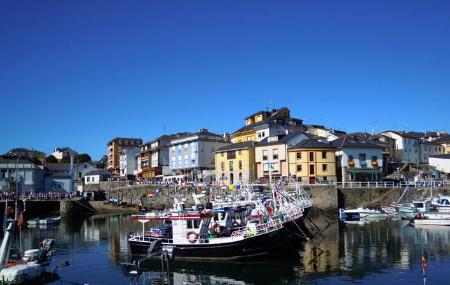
[412, 219, 450, 226]
[166, 229, 281, 261]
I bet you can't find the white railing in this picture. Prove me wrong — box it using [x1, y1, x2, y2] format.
[331, 180, 449, 188]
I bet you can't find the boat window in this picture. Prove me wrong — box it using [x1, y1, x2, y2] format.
[194, 219, 201, 228]
[414, 203, 424, 208]
[187, 220, 193, 229]
[444, 199, 450, 205]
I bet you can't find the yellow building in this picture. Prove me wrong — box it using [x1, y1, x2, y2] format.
[215, 142, 256, 184]
[288, 139, 336, 184]
[107, 137, 142, 175]
[230, 107, 301, 143]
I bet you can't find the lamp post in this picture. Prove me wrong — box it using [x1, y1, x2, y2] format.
[14, 155, 21, 221]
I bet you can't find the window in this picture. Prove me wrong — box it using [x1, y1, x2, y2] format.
[229, 161, 234, 171]
[221, 162, 225, 170]
[322, 151, 327, 159]
[238, 160, 243, 170]
[262, 150, 268, 160]
[239, 172, 242, 180]
[296, 165, 302, 172]
[87, 177, 90, 182]
[322, 164, 328, 172]
[191, 159, 195, 164]
[227, 151, 236, 159]
[309, 165, 315, 175]
[296, 152, 301, 160]
[221, 152, 224, 157]
[323, 176, 328, 181]
[273, 149, 278, 160]
[348, 155, 354, 166]
[309, 152, 314, 161]
[359, 153, 366, 166]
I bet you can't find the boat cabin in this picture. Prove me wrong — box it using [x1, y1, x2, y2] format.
[412, 200, 431, 212]
[171, 213, 211, 244]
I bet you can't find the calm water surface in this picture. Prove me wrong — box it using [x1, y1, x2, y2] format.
[13, 215, 450, 285]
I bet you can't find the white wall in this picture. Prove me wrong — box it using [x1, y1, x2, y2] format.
[338, 148, 383, 168]
[429, 157, 450, 173]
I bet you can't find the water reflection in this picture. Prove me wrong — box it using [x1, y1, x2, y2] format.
[10, 215, 450, 284]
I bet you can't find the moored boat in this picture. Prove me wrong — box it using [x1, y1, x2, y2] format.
[411, 213, 450, 226]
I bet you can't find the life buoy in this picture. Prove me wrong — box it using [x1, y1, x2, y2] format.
[186, 231, 199, 243]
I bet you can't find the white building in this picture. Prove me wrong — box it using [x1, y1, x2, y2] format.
[44, 174, 73, 193]
[332, 135, 384, 182]
[382, 131, 421, 164]
[429, 154, 450, 174]
[84, 169, 112, 185]
[119, 147, 139, 177]
[0, 156, 45, 193]
[52, 147, 78, 160]
[255, 132, 309, 180]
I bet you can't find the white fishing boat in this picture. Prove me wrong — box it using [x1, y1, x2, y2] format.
[431, 195, 450, 213]
[411, 213, 450, 226]
[339, 208, 388, 221]
[27, 217, 60, 226]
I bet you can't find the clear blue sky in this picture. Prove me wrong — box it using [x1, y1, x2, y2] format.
[1, 0, 449, 159]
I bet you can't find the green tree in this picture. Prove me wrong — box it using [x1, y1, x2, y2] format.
[76, 153, 92, 163]
[46, 155, 58, 163]
[60, 156, 71, 163]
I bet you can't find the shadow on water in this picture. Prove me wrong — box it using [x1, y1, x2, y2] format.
[8, 213, 450, 284]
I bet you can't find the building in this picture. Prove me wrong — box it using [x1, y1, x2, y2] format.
[169, 129, 229, 181]
[215, 141, 256, 185]
[382, 131, 422, 164]
[288, 139, 337, 184]
[3, 148, 46, 165]
[432, 135, 450, 154]
[107, 137, 142, 175]
[429, 154, 450, 176]
[84, 169, 112, 185]
[231, 107, 304, 143]
[52, 147, 78, 161]
[255, 132, 309, 181]
[332, 134, 384, 182]
[0, 155, 45, 193]
[44, 174, 73, 193]
[305, 125, 346, 142]
[421, 141, 445, 164]
[119, 147, 139, 178]
[138, 133, 190, 179]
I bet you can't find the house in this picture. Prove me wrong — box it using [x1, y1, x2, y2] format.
[382, 131, 422, 164]
[0, 155, 45, 193]
[52, 147, 78, 161]
[215, 141, 256, 185]
[46, 162, 99, 182]
[429, 154, 450, 176]
[305, 125, 346, 142]
[288, 139, 337, 184]
[138, 133, 190, 179]
[44, 174, 73, 193]
[169, 129, 229, 181]
[84, 169, 112, 185]
[119, 147, 140, 177]
[254, 132, 309, 181]
[432, 135, 450, 154]
[3, 148, 46, 165]
[332, 134, 384, 182]
[231, 107, 304, 143]
[421, 141, 445, 164]
[107, 137, 143, 175]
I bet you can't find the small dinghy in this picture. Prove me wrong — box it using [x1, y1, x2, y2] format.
[411, 213, 450, 226]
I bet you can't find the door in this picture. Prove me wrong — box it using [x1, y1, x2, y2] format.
[309, 177, 316, 184]
[230, 173, 234, 184]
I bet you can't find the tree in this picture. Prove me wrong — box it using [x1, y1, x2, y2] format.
[76, 153, 92, 163]
[60, 156, 71, 163]
[46, 155, 58, 164]
[31, 156, 42, 165]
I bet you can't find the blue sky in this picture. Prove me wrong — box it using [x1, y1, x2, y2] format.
[1, 0, 449, 159]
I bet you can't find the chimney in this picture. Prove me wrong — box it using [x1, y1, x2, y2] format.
[223, 132, 230, 142]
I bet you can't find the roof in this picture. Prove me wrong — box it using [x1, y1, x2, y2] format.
[107, 137, 143, 146]
[289, 139, 335, 149]
[257, 132, 305, 147]
[332, 134, 385, 149]
[46, 163, 71, 171]
[383, 130, 424, 140]
[216, 142, 255, 152]
[0, 155, 34, 164]
[170, 129, 225, 145]
[423, 140, 443, 146]
[429, 154, 450, 159]
[432, 135, 450, 144]
[3, 148, 46, 157]
[85, 169, 112, 176]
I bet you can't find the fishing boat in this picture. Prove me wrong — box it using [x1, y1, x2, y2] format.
[339, 208, 388, 221]
[431, 195, 450, 213]
[395, 200, 431, 219]
[129, 209, 283, 261]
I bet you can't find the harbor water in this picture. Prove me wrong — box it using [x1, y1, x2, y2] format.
[12, 214, 450, 285]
